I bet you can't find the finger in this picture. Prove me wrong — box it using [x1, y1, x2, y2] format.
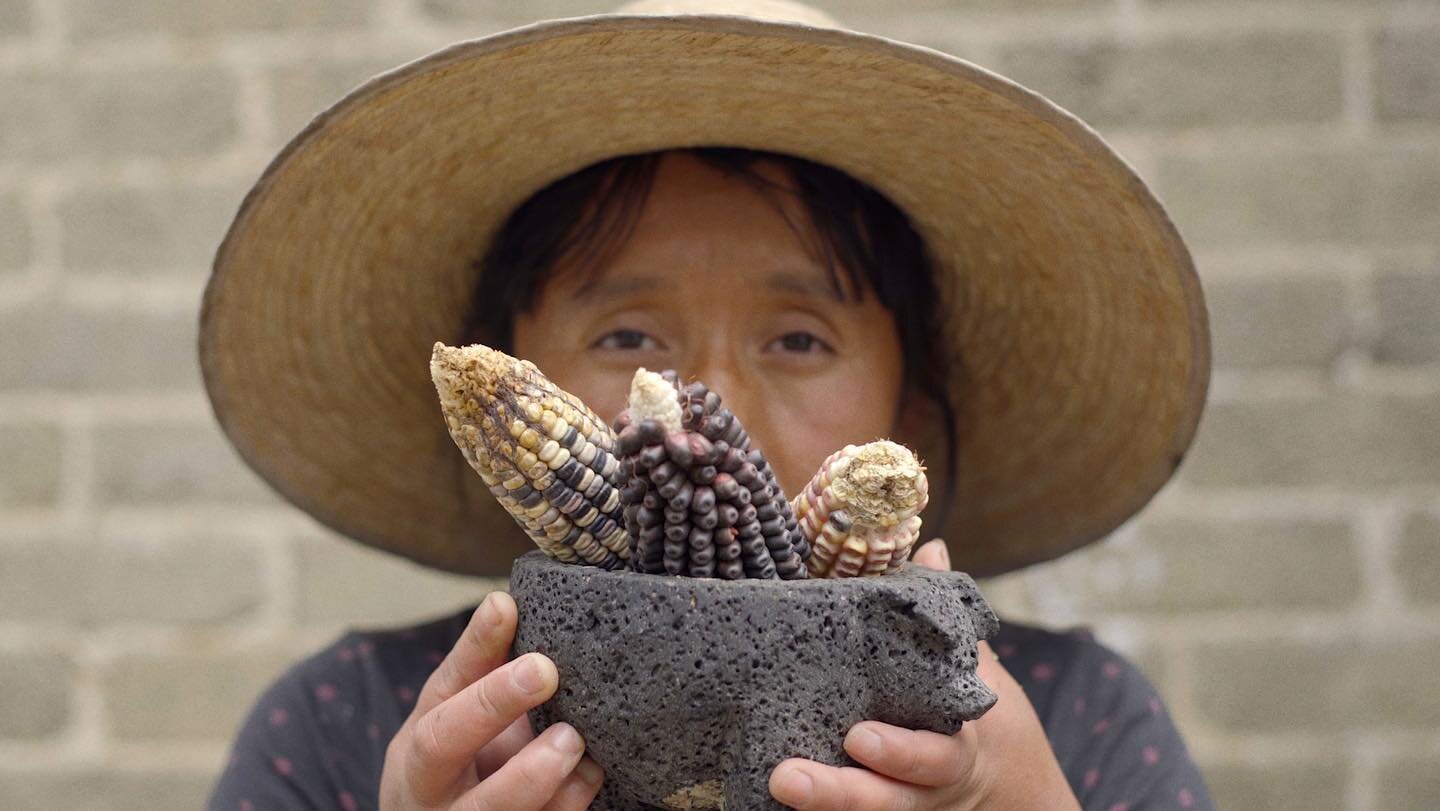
[474, 714, 538, 777]
[975, 640, 1020, 699]
[406, 652, 558, 802]
[843, 721, 972, 788]
[462, 722, 587, 811]
[771, 758, 924, 811]
[911, 538, 951, 571]
[540, 756, 604, 811]
[416, 590, 518, 716]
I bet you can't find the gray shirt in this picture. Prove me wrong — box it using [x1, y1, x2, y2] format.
[210, 609, 1212, 810]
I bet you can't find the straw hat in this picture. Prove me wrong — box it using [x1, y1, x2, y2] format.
[200, 0, 1209, 579]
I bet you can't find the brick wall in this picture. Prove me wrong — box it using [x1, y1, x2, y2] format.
[1, 1, 1436, 807]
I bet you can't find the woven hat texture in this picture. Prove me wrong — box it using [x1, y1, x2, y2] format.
[200, 0, 1210, 578]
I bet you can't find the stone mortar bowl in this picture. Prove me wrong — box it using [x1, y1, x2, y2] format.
[510, 551, 999, 810]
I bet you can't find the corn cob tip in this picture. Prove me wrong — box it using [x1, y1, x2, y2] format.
[431, 342, 629, 570]
[829, 440, 927, 528]
[628, 367, 684, 433]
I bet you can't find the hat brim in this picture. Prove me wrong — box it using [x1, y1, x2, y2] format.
[200, 13, 1209, 579]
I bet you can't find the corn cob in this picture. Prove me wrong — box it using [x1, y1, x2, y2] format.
[793, 441, 929, 578]
[430, 342, 629, 569]
[613, 368, 809, 580]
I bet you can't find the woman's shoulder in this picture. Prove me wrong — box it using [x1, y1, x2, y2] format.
[994, 619, 1212, 810]
[208, 604, 479, 809]
[992, 618, 1163, 732]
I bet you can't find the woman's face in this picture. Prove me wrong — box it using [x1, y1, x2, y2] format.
[513, 151, 905, 496]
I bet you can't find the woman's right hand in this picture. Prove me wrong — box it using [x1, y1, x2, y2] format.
[380, 590, 604, 810]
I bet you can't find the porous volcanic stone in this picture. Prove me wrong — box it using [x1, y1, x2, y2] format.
[510, 551, 998, 810]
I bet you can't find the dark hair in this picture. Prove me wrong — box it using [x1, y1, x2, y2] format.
[459, 146, 959, 532]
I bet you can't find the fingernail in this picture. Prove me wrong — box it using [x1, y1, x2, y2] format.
[847, 725, 883, 760]
[775, 766, 813, 805]
[577, 756, 604, 784]
[935, 540, 951, 569]
[512, 654, 548, 693]
[477, 593, 501, 628]
[550, 723, 584, 754]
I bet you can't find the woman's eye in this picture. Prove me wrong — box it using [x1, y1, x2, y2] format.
[593, 329, 660, 351]
[768, 331, 833, 354]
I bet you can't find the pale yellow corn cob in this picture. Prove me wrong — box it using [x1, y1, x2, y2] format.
[792, 441, 929, 578]
[430, 342, 630, 569]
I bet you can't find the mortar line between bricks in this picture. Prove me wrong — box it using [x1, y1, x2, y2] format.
[57, 406, 95, 528]
[1349, 734, 1382, 811]
[232, 57, 277, 155]
[1339, 15, 1375, 140]
[1355, 501, 1409, 627]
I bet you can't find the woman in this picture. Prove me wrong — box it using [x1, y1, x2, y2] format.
[202, 3, 1212, 809]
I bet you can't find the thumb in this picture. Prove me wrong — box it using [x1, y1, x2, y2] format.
[912, 538, 952, 571]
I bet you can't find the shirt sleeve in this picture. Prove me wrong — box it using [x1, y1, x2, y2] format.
[1025, 630, 1212, 811]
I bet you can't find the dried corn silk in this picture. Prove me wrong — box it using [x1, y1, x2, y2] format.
[613, 368, 809, 580]
[794, 441, 929, 577]
[430, 342, 629, 569]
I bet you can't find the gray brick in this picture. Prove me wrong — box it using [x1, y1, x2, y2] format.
[0, 771, 213, 811]
[93, 419, 279, 506]
[0, 421, 62, 507]
[68, 0, 373, 40]
[1201, 758, 1347, 811]
[0, 190, 31, 275]
[1155, 148, 1362, 247]
[1205, 273, 1349, 369]
[295, 529, 492, 627]
[0, 299, 201, 392]
[102, 645, 303, 740]
[1395, 512, 1440, 606]
[1374, 257, 1440, 364]
[1181, 392, 1440, 488]
[0, 529, 264, 626]
[419, 0, 626, 25]
[0, 652, 73, 739]
[1082, 515, 1359, 613]
[1374, 26, 1440, 123]
[1377, 754, 1440, 810]
[1363, 145, 1440, 244]
[1192, 636, 1440, 732]
[267, 57, 411, 144]
[58, 183, 245, 275]
[0, 67, 239, 162]
[994, 32, 1343, 131]
[0, 0, 31, 36]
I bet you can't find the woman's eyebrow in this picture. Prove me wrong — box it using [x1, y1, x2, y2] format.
[767, 271, 844, 301]
[570, 275, 656, 301]
[571, 270, 843, 302]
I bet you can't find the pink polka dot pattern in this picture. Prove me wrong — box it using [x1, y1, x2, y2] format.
[208, 607, 1213, 810]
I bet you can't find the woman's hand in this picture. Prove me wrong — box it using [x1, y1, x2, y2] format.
[768, 539, 1080, 811]
[380, 590, 604, 810]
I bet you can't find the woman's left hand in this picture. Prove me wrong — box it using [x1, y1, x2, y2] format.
[768, 539, 1081, 811]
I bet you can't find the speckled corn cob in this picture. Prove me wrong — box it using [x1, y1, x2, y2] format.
[793, 441, 929, 578]
[612, 369, 809, 580]
[430, 343, 629, 569]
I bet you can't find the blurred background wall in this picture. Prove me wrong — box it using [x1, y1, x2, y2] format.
[0, 0, 1436, 808]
